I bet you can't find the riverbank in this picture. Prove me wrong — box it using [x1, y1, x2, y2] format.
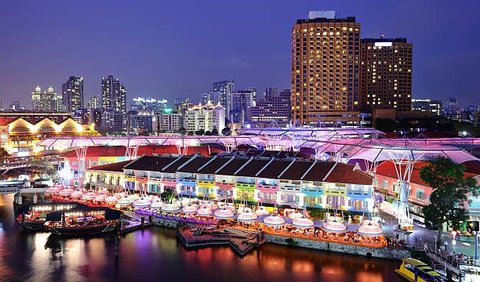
[150, 216, 410, 260]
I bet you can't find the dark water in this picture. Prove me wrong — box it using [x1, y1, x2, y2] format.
[0, 195, 401, 282]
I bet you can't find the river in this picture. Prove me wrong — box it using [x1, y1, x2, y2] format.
[0, 194, 401, 282]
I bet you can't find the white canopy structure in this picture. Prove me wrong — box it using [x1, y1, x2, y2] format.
[237, 208, 257, 222]
[357, 220, 383, 237]
[182, 205, 198, 214]
[214, 208, 235, 219]
[263, 215, 286, 226]
[292, 217, 315, 229]
[322, 219, 347, 233]
[197, 206, 213, 216]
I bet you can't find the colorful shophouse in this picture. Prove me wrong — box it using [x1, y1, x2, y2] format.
[106, 154, 374, 212]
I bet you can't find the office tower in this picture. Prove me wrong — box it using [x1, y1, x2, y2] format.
[251, 89, 291, 127]
[62, 76, 84, 112]
[291, 11, 360, 125]
[411, 99, 442, 116]
[230, 89, 255, 124]
[159, 112, 183, 132]
[86, 96, 100, 109]
[213, 80, 234, 116]
[101, 75, 127, 114]
[32, 86, 62, 112]
[360, 38, 412, 112]
[184, 102, 225, 132]
[31, 86, 42, 110]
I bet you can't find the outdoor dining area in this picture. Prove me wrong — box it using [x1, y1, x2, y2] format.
[45, 186, 387, 249]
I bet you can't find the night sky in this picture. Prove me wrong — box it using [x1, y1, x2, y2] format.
[1, 0, 479, 107]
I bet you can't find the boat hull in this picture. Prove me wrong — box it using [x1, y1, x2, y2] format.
[18, 221, 47, 232]
[47, 223, 118, 237]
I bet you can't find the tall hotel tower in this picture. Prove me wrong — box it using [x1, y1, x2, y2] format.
[291, 11, 360, 125]
[360, 38, 412, 112]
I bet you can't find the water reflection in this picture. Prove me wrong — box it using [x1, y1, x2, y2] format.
[0, 195, 400, 282]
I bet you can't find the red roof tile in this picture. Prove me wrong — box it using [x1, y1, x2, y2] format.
[88, 160, 132, 172]
[324, 163, 373, 185]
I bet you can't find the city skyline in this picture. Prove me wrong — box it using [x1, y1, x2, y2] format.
[1, 0, 479, 107]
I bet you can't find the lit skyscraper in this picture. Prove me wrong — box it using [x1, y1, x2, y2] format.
[32, 86, 63, 112]
[360, 38, 412, 112]
[101, 75, 127, 114]
[230, 88, 256, 124]
[213, 80, 234, 116]
[62, 76, 84, 112]
[86, 96, 100, 109]
[291, 11, 360, 125]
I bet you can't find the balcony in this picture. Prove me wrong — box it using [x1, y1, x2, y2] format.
[236, 183, 255, 190]
[216, 182, 234, 190]
[258, 183, 278, 190]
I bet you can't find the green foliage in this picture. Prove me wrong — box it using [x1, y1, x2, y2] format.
[30, 157, 58, 178]
[179, 127, 186, 136]
[160, 190, 175, 204]
[221, 127, 231, 136]
[195, 129, 205, 135]
[374, 118, 399, 132]
[420, 157, 480, 233]
[211, 128, 218, 135]
[0, 147, 9, 164]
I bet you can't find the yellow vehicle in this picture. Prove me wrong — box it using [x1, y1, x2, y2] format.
[395, 258, 445, 282]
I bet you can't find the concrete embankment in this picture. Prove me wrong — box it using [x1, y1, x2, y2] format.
[264, 233, 410, 260]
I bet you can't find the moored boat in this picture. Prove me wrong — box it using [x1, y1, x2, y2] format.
[395, 258, 445, 282]
[44, 207, 121, 237]
[16, 203, 79, 232]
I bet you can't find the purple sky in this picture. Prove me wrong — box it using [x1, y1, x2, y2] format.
[1, 0, 479, 108]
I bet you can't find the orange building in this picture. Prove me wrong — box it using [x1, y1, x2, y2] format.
[0, 111, 97, 156]
[291, 11, 361, 125]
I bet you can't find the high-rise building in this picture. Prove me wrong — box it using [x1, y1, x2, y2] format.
[159, 111, 183, 133]
[201, 90, 221, 105]
[86, 96, 100, 109]
[251, 89, 291, 127]
[360, 38, 412, 112]
[412, 99, 442, 116]
[184, 102, 225, 132]
[62, 76, 84, 112]
[131, 97, 168, 112]
[230, 88, 256, 124]
[291, 11, 361, 125]
[32, 86, 63, 112]
[213, 80, 234, 116]
[101, 75, 127, 114]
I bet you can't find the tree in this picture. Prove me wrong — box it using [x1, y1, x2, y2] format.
[179, 127, 186, 136]
[195, 129, 205, 135]
[420, 157, 480, 243]
[221, 127, 231, 136]
[204, 131, 212, 136]
[0, 147, 9, 165]
[211, 128, 218, 135]
[160, 190, 175, 204]
[30, 157, 58, 179]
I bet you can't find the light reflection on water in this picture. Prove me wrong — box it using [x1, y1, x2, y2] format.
[0, 195, 400, 282]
